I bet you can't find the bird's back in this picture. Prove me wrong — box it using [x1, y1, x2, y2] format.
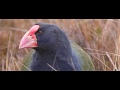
[71, 41, 95, 71]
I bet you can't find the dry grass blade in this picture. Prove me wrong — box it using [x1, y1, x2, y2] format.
[13, 59, 20, 71]
[84, 48, 120, 57]
[24, 48, 30, 54]
[9, 51, 20, 71]
[5, 31, 12, 71]
[11, 57, 15, 71]
[70, 57, 76, 71]
[2, 60, 4, 71]
[106, 52, 118, 71]
[52, 53, 57, 68]
[47, 63, 57, 71]
[17, 60, 31, 71]
[0, 27, 26, 32]
[9, 50, 15, 71]
[89, 53, 112, 71]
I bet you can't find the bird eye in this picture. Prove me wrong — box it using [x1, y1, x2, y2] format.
[38, 31, 42, 34]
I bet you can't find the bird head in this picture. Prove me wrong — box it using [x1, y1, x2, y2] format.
[19, 23, 62, 50]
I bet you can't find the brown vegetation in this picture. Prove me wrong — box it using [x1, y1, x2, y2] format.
[0, 19, 120, 71]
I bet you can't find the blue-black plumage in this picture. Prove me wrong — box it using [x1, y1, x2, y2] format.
[19, 23, 95, 71]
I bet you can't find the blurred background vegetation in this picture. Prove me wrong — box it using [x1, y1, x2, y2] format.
[0, 19, 120, 71]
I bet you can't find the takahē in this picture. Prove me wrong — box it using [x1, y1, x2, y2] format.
[19, 23, 95, 71]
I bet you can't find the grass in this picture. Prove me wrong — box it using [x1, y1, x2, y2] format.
[0, 19, 120, 71]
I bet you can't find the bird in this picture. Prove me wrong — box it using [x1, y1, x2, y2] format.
[19, 23, 95, 71]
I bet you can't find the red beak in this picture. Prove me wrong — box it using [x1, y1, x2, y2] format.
[19, 25, 40, 49]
